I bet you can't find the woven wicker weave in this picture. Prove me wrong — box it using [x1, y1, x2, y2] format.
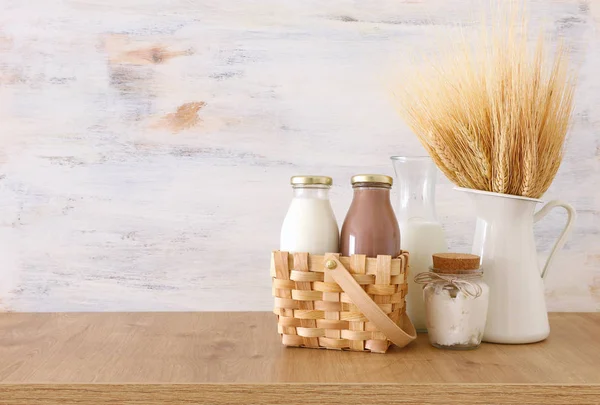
[271, 250, 410, 353]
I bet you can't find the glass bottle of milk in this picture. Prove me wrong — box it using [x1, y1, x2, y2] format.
[390, 157, 448, 332]
[280, 176, 339, 254]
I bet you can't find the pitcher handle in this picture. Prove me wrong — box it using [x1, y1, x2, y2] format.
[533, 200, 576, 279]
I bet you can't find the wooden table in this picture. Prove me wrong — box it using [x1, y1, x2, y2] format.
[0, 312, 598, 404]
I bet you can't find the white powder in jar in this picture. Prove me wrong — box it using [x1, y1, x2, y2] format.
[424, 281, 489, 348]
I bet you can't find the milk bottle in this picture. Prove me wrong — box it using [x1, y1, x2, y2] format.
[339, 174, 400, 257]
[280, 176, 339, 254]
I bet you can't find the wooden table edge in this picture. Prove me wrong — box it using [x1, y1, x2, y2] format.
[1, 383, 599, 404]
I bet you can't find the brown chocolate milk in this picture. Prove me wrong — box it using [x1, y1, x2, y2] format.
[340, 175, 401, 257]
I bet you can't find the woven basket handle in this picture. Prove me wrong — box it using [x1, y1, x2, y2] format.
[324, 255, 417, 348]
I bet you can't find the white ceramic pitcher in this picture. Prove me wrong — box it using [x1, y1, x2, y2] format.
[457, 187, 576, 344]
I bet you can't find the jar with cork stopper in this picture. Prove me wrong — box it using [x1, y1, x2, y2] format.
[415, 253, 489, 350]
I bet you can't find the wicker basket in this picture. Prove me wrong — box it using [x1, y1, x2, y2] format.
[271, 251, 416, 353]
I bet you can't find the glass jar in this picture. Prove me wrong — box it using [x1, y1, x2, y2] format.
[416, 253, 489, 350]
[391, 156, 448, 332]
[280, 175, 339, 255]
[340, 174, 400, 257]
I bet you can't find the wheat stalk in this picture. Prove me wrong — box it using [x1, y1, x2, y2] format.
[395, 6, 575, 199]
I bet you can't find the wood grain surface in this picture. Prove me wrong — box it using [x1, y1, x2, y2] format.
[0, 312, 600, 405]
[0, 0, 599, 313]
[0, 312, 599, 404]
[1, 384, 600, 405]
[1, 312, 598, 384]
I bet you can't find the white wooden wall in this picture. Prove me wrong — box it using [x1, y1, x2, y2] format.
[0, 0, 598, 312]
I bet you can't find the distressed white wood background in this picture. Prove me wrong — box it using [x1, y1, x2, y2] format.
[0, 0, 598, 312]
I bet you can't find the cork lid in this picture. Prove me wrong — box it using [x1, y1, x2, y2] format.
[432, 253, 481, 274]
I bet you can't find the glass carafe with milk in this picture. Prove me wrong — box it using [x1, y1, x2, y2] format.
[280, 176, 339, 254]
[391, 157, 448, 331]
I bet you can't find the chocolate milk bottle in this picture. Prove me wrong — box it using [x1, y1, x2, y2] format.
[340, 174, 401, 257]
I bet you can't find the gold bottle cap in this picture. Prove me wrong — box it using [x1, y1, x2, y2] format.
[351, 174, 393, 186]
[290, 175, 333, 186]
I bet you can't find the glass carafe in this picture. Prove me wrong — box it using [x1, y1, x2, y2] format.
[391, 156, 448, 332]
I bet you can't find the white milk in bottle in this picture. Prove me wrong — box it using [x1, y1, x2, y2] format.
[391, 156, 448, 331]
[280, 176, 339, 254]
[401, 219, 447, 331]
